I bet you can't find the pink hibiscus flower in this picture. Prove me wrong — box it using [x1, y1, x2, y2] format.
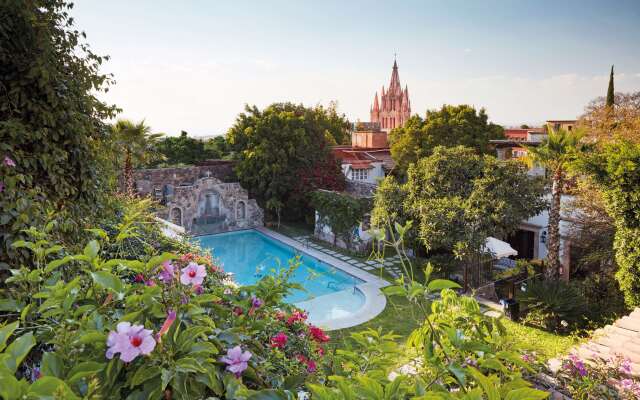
[106, 322, 156, 362]
[180, 262, 206, 286]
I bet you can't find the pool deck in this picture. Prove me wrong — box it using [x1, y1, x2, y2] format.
[256, 227, 390, 330]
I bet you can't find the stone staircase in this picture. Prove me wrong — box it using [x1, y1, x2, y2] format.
[572, 307, 640, 376]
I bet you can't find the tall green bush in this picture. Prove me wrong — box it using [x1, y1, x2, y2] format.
[310, 190, 371, 249]
[583, 140, 640, 306]
[0, 0, 118, 265]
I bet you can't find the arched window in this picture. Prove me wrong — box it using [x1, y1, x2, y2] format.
[171, 207, 182, 226]
[237, 201, 246, 220]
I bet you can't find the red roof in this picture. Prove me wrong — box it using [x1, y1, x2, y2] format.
[504, 128, 544, 141]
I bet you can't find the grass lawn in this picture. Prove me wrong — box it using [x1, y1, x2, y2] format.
[272, 221, 579, 361]
[329, 294, 579, 362]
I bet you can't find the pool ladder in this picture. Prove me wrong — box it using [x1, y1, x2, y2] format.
[326, 282, 358, 294]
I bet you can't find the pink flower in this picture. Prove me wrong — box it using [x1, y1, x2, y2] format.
[3, 156, 15, 167]
[157, 309, 177, 339]
[271, 332, 288, 348]
[106, 322, 156, 362]
[287, 310, 308, 325]
[194, 284, 204, 295]
[251, 295, 263, 308]
[134, 274, 144, 283]
[309, 325, 329, 343]
[306, 359, 317, 373]
[180, 262, 206, 286]
[158, 261, 175, 284]
[221, 346, 252, 377]
[620, 358, 632, 374]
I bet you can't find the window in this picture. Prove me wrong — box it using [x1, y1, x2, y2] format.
[352, 168, 369, 181]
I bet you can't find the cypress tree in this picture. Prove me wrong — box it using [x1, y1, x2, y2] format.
[606, 65, 615, 108]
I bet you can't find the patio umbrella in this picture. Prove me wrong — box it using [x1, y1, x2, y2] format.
[484, 236, 518, 258]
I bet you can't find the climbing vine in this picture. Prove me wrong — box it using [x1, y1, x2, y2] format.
[310, 190, 371, 249]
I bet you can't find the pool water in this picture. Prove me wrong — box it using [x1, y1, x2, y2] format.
[195, 230, 365, 322]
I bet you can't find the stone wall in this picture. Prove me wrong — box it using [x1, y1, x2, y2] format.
[132, 162, 236, 198]
[160, 176, 263, 235]
[344, 180, 377, 198]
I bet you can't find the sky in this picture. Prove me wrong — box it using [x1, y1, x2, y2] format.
[71, 0, 640, 136]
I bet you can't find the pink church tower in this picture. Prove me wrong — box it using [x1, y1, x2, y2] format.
[370, 60, 411, 132]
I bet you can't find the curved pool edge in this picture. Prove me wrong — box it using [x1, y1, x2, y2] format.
[256, 227, 390, 331]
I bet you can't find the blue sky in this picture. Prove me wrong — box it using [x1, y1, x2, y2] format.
[72, 0, 640, 136]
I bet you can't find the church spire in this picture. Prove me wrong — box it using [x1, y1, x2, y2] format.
[373, 92, 379, 112]
[389, 60, 401, 93]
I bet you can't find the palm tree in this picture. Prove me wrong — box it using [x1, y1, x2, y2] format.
[525, 126, 585, 279]
[111, 119, 165, 195]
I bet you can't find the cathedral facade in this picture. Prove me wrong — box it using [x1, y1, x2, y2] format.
[370, 60, 411, 132]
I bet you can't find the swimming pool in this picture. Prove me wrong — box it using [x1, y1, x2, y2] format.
[194, 229, 373, 326]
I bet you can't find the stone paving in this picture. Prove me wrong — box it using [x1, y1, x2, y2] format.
[292, 235, 405, 278]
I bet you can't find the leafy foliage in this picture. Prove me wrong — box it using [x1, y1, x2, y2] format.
[582, 139, 640, 306]
[0, 216, 328, 398]
[372, 146, 546, 288]
[148, 131, 224, 167]
[309, 222, 550, 400]
[0, 0, 118, 266]
[388, 105, 504, 174]
[227, 102, 346, 221]
[518, 279, 586, 331]
[310, 191, 372, 249]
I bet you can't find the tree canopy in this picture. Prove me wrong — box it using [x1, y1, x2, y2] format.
[388, 105, 504, 174]
[226, 103, 346, 221]
[0, 1, 118, 264]
[149, 131, 223, 167]
[372, 146, 546, 286]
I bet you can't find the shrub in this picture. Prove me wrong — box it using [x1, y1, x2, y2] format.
[519, 279, 587, 331]
[0, 220, 327, 398]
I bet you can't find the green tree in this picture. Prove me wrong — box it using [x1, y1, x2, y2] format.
[524, 127, 586, 279]
[111, 119, 164, 195]
[388, 105, 504, 174]
[373, 146, 546, 289]
[204, 135, 230, 159]
[151, 131, 219, 167]
[227, 103, 345, 221]
[0, 0, 118, 264]
[583, 140, 640, 307]
[310, 190, 371, 249]
[606, 65, 615, 108]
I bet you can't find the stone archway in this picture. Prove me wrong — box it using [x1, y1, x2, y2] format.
[237, 201, 246, 220]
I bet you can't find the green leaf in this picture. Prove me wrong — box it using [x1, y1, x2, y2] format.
[175, 357, 206, 373]
[66, 361, 105, 383]
[0, 370, 21, 400]
[85, 228, 108, 241]
[466, 367, 499, 400]
[0, 321, 19, 352]
[90, 271, 124, 293]
[78, 331, 107, 346]
[1, 332, 35, 373]
[83, 240, 100, 260]
[130, 365, 161, 387]
[44, 255, 73, 273]
[247, 389, 295, 400]
[427, 279, 461, 292]
[145, 252, 176, 272]
[504, 388, 549, 400]
[447, 362, 467, 387]
[28, 376, 80, 400]
[0, 299, 21, 312]
[382, 285, 406, 297]
[41, 353, 63, 378]
[44, 245, 63, 256]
